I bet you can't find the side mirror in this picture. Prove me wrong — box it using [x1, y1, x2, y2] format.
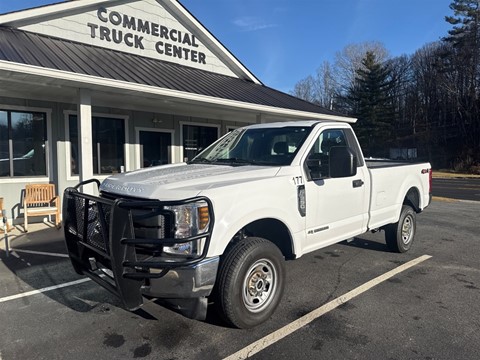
[329, 146, 357, 178]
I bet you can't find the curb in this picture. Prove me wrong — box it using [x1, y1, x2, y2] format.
[432, 196, 480, 204]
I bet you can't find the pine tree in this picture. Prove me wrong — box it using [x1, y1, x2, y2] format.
[347, 51, 395, 157]
[444, 0, 480, 167]
[445, 0, 480, 50]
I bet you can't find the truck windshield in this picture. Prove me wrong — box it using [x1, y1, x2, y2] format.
[190, 126, 312, 166]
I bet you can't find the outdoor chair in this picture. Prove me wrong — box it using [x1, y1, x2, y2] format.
[23, 183, 61, 232]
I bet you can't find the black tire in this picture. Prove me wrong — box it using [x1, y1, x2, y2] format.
[385, 205, 416, 253]
[215, 237, 286, 329]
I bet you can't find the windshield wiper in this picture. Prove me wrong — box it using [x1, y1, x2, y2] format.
[190, 157, 277, 166]
[214, 157, 253, 165]
[188, 158, 214, 164]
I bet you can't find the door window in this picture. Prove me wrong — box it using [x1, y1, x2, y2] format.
[306, 129, 347, 179]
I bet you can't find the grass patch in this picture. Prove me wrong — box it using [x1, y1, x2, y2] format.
[432, 171, 480, 179]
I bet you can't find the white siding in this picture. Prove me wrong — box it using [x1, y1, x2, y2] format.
[18, 0, 236, 77]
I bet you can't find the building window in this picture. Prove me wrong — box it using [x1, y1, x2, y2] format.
[69, 115, 125, 175]
[0, 110, 47, 177]
[139, 130, 172, 167]
[182, 124, 218, 161]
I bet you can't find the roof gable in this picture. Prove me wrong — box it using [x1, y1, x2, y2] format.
[0, 27, 353, 121]
[0, 0, 261, 83]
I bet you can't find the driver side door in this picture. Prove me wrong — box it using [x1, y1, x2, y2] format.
[302, 127, 369, 253]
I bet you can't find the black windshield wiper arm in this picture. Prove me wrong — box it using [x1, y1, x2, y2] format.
[214, 157, 253, 165]
[188, 158, 214, 164]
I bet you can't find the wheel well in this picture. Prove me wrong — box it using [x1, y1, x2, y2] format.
[234, 218, 295, 260]
[404, 187, 421, 213]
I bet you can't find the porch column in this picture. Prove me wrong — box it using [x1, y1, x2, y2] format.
[77, 89, 95, 194]
[256, 114, 266, 124]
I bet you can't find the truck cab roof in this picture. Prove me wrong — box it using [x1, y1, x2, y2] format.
[242, 120, 353, 130]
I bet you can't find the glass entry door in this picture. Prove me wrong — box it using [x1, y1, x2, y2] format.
[182, 124, 218, 161]
[139, 130, 171, 168]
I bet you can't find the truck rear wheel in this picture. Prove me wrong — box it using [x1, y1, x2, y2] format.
[215, 237, 286, 329]
[385, 205, 416, 253]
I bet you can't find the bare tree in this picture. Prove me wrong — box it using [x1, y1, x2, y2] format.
[290, 61, 338, 109]
[315, 61, 337, 109]
[290, 75, 316, 103]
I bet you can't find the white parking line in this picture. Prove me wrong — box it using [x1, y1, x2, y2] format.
[10, 248, 69, 258]
[224, 254, 432, 360]
[0, 278, 91, 303]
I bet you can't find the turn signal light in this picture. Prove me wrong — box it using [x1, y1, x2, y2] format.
[198, 206, 210, 230]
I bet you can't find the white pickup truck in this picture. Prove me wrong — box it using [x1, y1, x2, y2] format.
[63, 120, 431, 328]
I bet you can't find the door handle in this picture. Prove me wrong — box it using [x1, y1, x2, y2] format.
[352, 179, 364, 188]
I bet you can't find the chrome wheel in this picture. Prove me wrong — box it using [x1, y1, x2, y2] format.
[385, 205, 416, 253]
[401, 214, 414, 245]
[215, 237, 286, 328]
[242, 259, 277, 313]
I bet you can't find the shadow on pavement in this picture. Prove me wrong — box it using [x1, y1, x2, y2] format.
[340, 236, 391, 252]
[0, 225, 126, 315]
[1, 225, 395, 326]
[0, 225, 210, 323]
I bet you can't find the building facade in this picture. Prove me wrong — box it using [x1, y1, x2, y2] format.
[0, 0, 354, 226]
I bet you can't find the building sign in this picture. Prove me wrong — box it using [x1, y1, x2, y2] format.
[87, 7, 207, 64]
[16, 0, 237, 76]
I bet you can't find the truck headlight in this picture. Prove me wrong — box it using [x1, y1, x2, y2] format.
[163, 201, 210, 256]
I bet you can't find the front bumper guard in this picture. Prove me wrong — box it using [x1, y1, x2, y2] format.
[63, 179, 215, 311]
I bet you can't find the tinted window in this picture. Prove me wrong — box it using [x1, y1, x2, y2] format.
[192, 126, 312, 166]
[69, 115, 125, 175]
[182, 124, 218, 162]
[0, 110, 47, 177]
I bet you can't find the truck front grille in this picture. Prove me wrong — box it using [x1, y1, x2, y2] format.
[68, 195, 112, 254]
[66, 192, 170, 256]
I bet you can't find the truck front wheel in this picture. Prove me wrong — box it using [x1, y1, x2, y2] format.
[385, 205, 416, 253]
[215, 237, 286, 329]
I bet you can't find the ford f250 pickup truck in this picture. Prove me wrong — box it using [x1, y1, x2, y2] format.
[63, 120, 432, 328]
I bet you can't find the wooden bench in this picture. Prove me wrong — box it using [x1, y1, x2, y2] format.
[0, 197, 12, 233]
[24, 183, 61, 232]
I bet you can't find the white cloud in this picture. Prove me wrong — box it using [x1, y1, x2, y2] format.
[233, 16, 277, 32]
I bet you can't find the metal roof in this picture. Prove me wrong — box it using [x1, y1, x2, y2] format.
[0, 27, 345, 118]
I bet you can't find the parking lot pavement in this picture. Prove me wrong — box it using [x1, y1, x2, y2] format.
[432, 178, 480, 202]
[0, 225, 75, 295]
[1, 200, 479, 360]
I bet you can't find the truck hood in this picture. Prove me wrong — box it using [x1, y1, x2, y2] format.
[100, 163, 280, 200]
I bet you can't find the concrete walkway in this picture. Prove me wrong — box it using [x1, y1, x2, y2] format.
[0, 222, 66, 258]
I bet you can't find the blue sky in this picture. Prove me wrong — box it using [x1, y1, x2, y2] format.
[0, 0, 454, 92]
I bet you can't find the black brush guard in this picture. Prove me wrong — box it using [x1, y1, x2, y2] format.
[63, 179, 214, 311]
